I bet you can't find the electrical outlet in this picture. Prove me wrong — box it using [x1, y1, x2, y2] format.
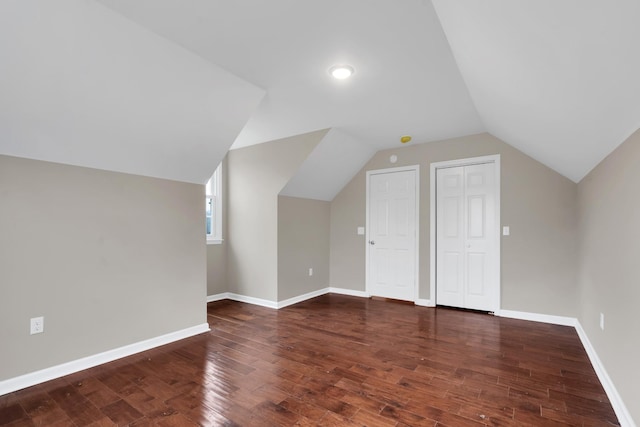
[308, 268, 313, 276]
[30, 316, 44, 335]
[600, 313, 605, 331]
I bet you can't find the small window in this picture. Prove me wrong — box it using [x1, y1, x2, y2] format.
[206, 163, 223, 244]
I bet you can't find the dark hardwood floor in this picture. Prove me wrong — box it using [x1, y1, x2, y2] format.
[0, 294, 619, 426]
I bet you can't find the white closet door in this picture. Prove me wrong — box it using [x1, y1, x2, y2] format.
[436, 162, 497, 311]
[436, 166, 465, 307]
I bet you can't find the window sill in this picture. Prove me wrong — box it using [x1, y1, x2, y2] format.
[207, 238, 224, 245]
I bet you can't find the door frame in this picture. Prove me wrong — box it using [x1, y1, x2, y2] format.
[365, 165, 420, 302]
[429, 155, 501, 312]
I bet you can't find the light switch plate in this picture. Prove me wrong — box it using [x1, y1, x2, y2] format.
[502, 226, 510, 236]
[357, 227, 365, 235]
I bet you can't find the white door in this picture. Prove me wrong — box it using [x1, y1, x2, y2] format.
[436, 162, 498, 311]
[367, 168, 418, 301]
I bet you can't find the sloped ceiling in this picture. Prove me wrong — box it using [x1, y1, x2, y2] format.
[431, 0, 640, 182]
[2, 1, 638, 190]
[95, 0, 482, 153]
[280, 129, 377, 202]
[0, 0, 264, 184]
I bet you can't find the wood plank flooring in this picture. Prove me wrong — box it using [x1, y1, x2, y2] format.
[0, 294, 619, 426]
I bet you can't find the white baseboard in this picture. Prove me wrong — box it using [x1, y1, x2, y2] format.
[207, 292, 229, 303]
[328, 287, 369, 298]
[277, 288, 330, 309]
[575, 321, 636, 427]
[208, 288, 369, 310]
[497, 309, 577, 327]
[226, 293, 278, 309]
[212, 287, 426, 307]
[0, 323, 210, 397]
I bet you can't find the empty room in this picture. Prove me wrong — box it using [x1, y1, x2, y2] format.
[1, 1, 638, 426]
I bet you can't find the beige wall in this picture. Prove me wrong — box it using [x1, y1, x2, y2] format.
[330, 133, 579, 316]
[578, 129, 640, 422]
[207, 157, 228, 296]
[278, 196, 330, 300]
[206, 239, 227, 296]
[226, 130, 326, 302]
[330, 169, 368, 292]
[0, 155, 206, 380]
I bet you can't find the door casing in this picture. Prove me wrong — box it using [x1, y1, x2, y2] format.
[429, 155, 501, 312]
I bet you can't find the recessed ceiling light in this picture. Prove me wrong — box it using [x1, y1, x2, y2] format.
[329, 64, 354, 80]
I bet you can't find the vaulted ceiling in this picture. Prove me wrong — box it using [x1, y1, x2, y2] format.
[0, 0, 264, 184]
[432, 0, 640, 183]
[2, 0, 639, 193]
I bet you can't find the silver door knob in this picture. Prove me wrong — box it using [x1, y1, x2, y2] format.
[369, 240, 375, 245]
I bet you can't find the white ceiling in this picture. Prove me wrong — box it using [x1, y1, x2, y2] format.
[432, 0, 640, 182]
[0, 0, 263, 184]
[92, 0, 485, 199]
[281, 128, 377, 201]
[96, 0, 483, 153]
[2, 0, 638, 191]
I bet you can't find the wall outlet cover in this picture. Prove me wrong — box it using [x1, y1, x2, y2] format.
[30, 316, 44, 335]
